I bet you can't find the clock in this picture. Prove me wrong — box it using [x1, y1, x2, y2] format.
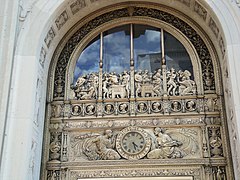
[116, 126, 151, 160]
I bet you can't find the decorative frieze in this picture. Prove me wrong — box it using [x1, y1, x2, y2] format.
[194, 1, 207, 21]
[70, 0, 86, 15]
[55, 11, 69, 30]
[63, 117, 204, 130]
[44, 27, 55, 48]
[39, 47, 46, 68]
[70, 167, 201, 179]
[47, 170, 60, 180]
[219, 36, 226, 57]
[68, 127, 200, 161]
[176, 0, 191, 7]
[50, 95, 219, 119]
[209, 17, 220, 38]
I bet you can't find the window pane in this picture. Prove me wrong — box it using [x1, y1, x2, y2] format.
[164, 32, 193, 77]
[103, 25, 130, 73]
[73, 36, 100, 83]
[134, 24, 161, 73]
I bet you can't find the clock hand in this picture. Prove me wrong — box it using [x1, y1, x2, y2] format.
[132, 142, 138, 150]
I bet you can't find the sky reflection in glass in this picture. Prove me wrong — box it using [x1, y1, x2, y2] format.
[164, 32, 193, 77]
[73, 36, 100, 83]
[134, 24, 161, 73]
[103, 25, 130, 73]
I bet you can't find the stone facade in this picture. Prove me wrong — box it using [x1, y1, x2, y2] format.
[0, 0, 240, 180]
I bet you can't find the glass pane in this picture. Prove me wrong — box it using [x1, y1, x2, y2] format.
[164, 32, 193, 77]
[103, 25, 130, 73]
[134, 24, 161, 73]
[73, 36, 100, 83]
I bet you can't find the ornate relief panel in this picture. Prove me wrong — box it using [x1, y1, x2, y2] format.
[43, 3, 233, 180]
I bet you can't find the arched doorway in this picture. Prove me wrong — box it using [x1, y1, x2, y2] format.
[41, 3, 234, 179]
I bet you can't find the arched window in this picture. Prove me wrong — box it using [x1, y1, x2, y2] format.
[72, 24, 195, 100]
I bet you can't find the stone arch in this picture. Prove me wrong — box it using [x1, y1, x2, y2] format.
[4, 0, 240, 179]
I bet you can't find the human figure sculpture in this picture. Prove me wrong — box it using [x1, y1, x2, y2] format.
[86, 104, 95, 114]
[167, 68, 177, 96]
[138, 102, 147, 113]
[186, 100, 196, 111]
[119, 103, 128, 113]
[121, 71, 130, 98]
[135, 71, 143, 97]
[72, 105, 81, 116]
[152, 102, 161, 112]
[91, 130, 120, 160]
[142, 70, 151, 84]
[172, 101, 181, 112]
[147, 127, 183, 159]
[105, 104, 114, 114]
[179, 70, 196, 95]
[109, 72, 119, 85]
[103, 73, 110, 99]
[73, 73, 98, 100]
[152, 69, 162, 96]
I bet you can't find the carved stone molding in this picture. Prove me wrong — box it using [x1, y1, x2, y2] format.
[69, 167, 201, 180]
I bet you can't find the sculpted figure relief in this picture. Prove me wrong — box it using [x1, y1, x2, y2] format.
[72, 105, 81, 116]
[72, 73, 99, 100]
[72, 68, 196, 100]
[73, 127, 199, 161]
[82, 130, 120, 160]
[135, 70, 143, 97]
[152, 69, 163, 96]
[119, 103, 128, 113]
[102, 71, 130, 99]
[147, 127, 183, 159]
[167, 68, 177, 96]
[178, 70, 196, 95]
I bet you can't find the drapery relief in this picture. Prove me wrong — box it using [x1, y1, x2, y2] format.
[68, 127, 200, 161]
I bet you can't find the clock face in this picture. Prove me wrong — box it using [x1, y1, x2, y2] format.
[116, 126, 151, 160]
[122, 132, 145, 154]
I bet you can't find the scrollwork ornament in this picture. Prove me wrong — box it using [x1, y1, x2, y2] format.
[49, 132, 62, 161]
[208, 127, 223, 157]
[47, 170, 60, 180]
[51, 104, 63, 118]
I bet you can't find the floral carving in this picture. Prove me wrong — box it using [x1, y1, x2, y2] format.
[49, 132, 62, 161]
[208, 127, 223, 157]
